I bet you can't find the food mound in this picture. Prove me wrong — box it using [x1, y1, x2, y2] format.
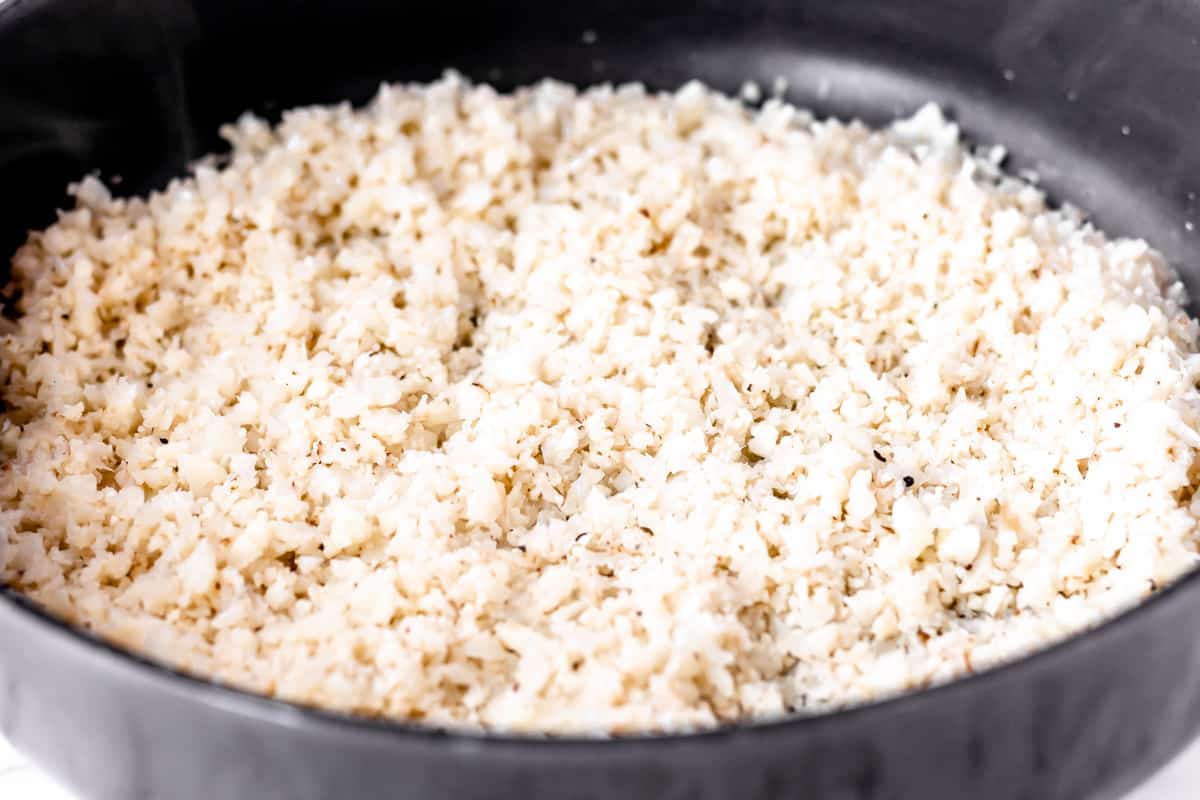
[3, 75, 1198, 733]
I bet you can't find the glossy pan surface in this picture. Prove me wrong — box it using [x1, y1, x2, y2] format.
[2, 1, 1200, 798]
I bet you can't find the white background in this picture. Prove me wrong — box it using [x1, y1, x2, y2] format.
[2, 730, 1198, 798]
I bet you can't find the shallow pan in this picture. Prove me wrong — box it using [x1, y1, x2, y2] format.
[2, 1, 1200, 798]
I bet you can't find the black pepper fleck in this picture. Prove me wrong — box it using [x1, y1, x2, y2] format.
[873, 449, 886, 463]
[159, 437, 168, 444]
[903, 476, 915, 488]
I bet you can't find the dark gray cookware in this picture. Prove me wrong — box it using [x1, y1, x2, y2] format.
[2, 1, 1200, 798]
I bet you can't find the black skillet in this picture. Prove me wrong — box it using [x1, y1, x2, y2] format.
[2, 1, 1200, 798]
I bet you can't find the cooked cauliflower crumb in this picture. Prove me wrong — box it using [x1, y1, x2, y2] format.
[3, 74, 1200, 733]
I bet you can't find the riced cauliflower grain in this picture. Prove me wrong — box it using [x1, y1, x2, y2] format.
[3, 74, 1200, 733]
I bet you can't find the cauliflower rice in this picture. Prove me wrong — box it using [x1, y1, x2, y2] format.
[3, 74, 1200, 733]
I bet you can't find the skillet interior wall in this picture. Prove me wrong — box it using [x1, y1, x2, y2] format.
[0, 0, 1198, 328]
